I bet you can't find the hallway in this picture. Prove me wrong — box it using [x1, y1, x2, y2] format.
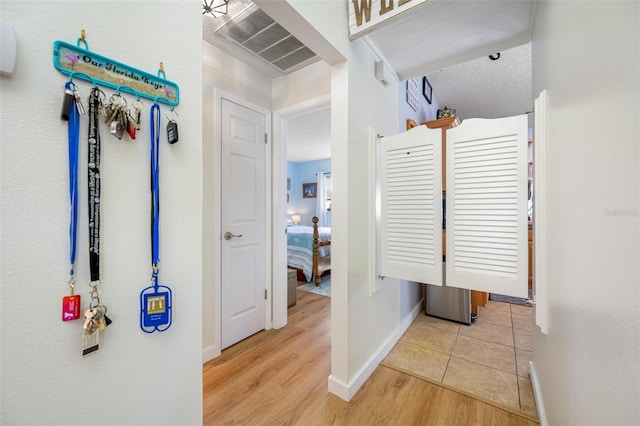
[203, 290, 537, 425]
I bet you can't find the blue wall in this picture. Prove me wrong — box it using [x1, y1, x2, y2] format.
[398, 77, 440, 133]
[287, 158, 331, 226]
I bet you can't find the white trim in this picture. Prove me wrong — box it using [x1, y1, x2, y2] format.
[328, 297, 422, 401]
[534, 90, 549, 334]
[272, 95, 331, 329]
[202, 345, 219, 364]
[529, 361, 548, 426]
[368, 127, 380, 295]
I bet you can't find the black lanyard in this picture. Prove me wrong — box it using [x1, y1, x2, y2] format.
[87, 88, 101, 284]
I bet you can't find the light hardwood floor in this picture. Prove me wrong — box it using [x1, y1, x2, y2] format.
[203, 290, 538, 425]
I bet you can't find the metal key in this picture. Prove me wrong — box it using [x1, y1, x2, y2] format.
[134, 105, 142, 130]
[73, 87, 86, 115]
[83, 309, 98, 334]
[93, 305, 107, 331]
[105, 104, 120, 125]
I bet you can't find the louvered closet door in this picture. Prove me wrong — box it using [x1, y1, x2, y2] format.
[380, 125, 443, 285]
[446, 116, 528, 298]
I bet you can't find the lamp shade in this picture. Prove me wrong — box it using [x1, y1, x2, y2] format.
[291, 215, 301, 225]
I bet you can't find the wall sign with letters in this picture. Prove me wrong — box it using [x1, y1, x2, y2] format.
[348, 0, 427, 40]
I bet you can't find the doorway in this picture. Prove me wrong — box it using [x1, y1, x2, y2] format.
[272, 95, 331, 328]
[220, 97, 269, 349]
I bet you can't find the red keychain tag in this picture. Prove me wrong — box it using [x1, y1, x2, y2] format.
[62, 295, 81, 321]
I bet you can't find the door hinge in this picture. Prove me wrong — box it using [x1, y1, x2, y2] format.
[264, 289, 268, 299]
[264, 133, 268, 144]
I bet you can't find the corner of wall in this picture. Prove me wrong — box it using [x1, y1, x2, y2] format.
[529, 361, 548, 426]
[328, 297, 422, 401]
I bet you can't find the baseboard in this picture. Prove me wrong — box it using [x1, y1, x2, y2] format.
[328, 299, 423, 401]
[202, 345, 221, 364]
[529, 360, 548, 426]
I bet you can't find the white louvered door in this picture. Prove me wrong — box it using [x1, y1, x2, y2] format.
[380, 125, 443, 285]
[446, 116, 528, 298]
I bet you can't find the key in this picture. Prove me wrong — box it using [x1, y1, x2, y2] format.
[93, 305, 106, 331]
[110, 119, 124, 139]
[105, 104, 120, 125]
[134, 106, 142, 130]
[121, 108, 132, 138]
[98, 97, 106, 117]
[83, 309, 98, 334]
[167, 120, 179, 144]
[92, 305, 105, 322]
[73, 88, 86, 116]
[83, 308, 94, 329]
[97, 311, 111, 331]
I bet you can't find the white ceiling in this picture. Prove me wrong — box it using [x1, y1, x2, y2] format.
[204, 0, 536, 161]
[426, 42, 533, 122]
[366, 0, 536, 80]
[366, 0, 535, 125]
[286, 106, 331, 163]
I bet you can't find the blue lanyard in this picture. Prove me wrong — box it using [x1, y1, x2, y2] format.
[67, 82, 80, 278]
[150, 103, 161, 285]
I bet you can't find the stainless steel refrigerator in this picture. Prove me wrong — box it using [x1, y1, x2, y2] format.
[425, 265, 472, 325]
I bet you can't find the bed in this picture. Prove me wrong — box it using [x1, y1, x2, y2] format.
[287, 216, 331, 286]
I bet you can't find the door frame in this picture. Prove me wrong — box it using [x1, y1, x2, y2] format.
[272, 95, 331, 329]
[204, 88, 272, 362]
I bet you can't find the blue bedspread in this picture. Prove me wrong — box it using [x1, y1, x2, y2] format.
[287, 226, 331, 281]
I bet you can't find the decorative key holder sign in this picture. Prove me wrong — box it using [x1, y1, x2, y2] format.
[140, 103, 173, 333]
[53, 32, 180, 107]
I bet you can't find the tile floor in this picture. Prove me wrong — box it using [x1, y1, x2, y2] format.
[382, 299, 537, 419]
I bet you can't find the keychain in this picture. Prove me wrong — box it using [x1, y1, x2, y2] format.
[82, 88, 112, 355]
[140, 103, 173, 333]
[62, 81, 81, 322]
[166, 108, 179, 144]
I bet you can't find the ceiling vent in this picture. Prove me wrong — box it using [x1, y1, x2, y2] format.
[215, 5, 319, 74]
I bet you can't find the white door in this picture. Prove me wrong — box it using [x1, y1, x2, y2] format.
[380, 125, 443, 285]
[446, 116, 528, 298]
[379, 115, 528, 298]
[221, 98, 267, 349]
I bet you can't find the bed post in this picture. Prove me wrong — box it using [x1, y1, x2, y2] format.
[312, 216, 321, 286]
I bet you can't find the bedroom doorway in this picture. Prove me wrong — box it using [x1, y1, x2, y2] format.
[220, 97, 269, 349]
[272, 94, 331, 328]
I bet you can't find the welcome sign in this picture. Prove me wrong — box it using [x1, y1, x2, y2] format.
[348, 0, 427, 39]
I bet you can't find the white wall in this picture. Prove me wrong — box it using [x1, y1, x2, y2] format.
[398, 79, 440, 132]
[201, 41, 273, 361]
[279, 0, 420, 400]
[531, 1, 639, 424]
[272, 60, 331, 111]
[0, 2, 203, 424]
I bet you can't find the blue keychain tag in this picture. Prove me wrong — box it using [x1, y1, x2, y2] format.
[140, 283, 172, 333]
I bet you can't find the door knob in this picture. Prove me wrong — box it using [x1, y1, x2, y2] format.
[224, 232, 243, 240]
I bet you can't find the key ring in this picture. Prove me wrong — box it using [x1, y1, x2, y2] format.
[165, 109, 178, 122]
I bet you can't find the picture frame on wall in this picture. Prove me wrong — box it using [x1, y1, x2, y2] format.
[406, 78, 419, 112]
[422, 76, 433, 104]
[302, 183, 317, 198]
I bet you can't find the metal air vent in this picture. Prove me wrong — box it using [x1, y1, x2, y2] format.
[216, 5, 319, 74]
